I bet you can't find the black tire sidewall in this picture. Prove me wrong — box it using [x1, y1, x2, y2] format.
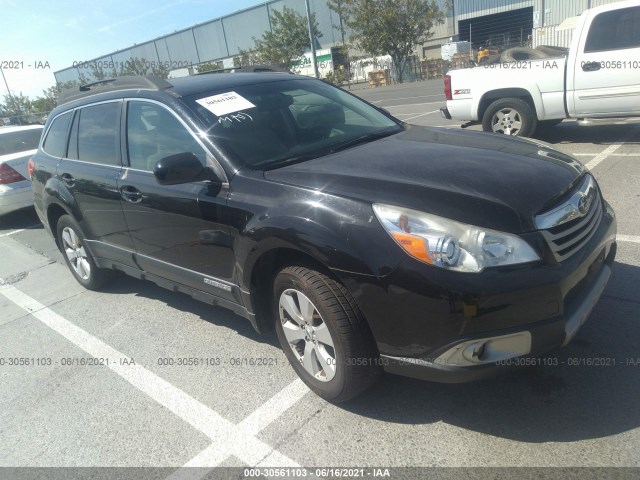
[273, 270, 348, 401]
[482, 98, 537, 137]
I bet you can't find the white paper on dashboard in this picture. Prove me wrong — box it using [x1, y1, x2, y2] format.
[195, 91, 256, 116]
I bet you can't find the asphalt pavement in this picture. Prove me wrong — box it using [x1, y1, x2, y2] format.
[1, 79, 639, 478]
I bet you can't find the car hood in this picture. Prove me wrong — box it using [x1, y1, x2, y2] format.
[264, 126, 586, 233]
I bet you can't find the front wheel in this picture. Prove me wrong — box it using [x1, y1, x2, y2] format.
[56, 215, 115, 290]
[482, 98, 537, 137]
[273, 266, 381, 402]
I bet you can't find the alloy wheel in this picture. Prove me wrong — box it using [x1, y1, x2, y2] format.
[279, 288, 337, 382]
[62, 226, 91, 280]
[492, 108, 522, 135]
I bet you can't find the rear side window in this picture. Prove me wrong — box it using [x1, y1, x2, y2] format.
[77, 102, 120, 165]
[0, 128, 43, 155]
[42, 113, 72, 157]
[585, 6, 640, 52]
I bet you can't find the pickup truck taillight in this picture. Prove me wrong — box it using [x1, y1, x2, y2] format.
[444, 75, 452, 101]
[0, 163, 26, 185]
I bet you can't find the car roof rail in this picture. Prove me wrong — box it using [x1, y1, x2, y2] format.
[58, 76, 173, 105]
[195, 65, 290, 75]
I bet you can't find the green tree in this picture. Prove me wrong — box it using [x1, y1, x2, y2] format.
[196, 61, 221, 73]
[327, 0, 348, 48]
[118, 57, 170, 78]
[1, 92, 32, 118]
[247, 6, 322, 69]
[31, 81, 78, 114]
[339, 0, 444, 83]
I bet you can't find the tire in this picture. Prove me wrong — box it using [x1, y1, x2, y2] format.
[273, 266, 381, 402]
[56, 215, 114, 290]
[500, 47, 548, 62]
[482, 98, 537, 137]
[535, 46, 568, 57]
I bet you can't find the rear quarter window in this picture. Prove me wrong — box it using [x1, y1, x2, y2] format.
[42, 112, 72, 158]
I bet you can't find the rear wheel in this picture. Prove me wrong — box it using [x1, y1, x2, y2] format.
[482, 98, 537, 137]
[56, 215, 114, 290]
[273, 266, 381, 402]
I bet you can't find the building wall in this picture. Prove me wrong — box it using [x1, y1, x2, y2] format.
[54, 0, 629, 84]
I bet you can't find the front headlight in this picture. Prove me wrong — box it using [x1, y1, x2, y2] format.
[373, 204, 540, 273]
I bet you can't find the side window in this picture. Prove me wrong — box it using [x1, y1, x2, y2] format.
[42, 112, 72, 157]
[126, 101, 207, 171]
[77, 102, 120, 165]
[585, 6, 640, 53]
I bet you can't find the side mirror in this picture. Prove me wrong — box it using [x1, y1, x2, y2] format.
[153, 152, 217, 185]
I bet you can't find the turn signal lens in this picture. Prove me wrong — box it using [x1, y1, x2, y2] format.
[391, 232, 433, 264]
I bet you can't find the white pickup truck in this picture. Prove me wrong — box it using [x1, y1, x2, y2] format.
[440, 0, 640, 137]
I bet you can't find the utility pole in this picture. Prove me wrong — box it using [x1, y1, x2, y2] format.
[305, 0, 319, 79]
[0, 68, 22, 125]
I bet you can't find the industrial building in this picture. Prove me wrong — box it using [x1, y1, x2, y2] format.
[54, 0, 629, 85]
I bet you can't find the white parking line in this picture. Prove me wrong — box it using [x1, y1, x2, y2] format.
[0, 283, 306, 470]
[371, 94, 443, 103]
[584, 124, 640, 170]
[573, 153, 638, 157]
[384, 101, 442, 109]
[403, 110, 441, 121]
[0, 224, 40, 238]
[618, 235, 640, 244]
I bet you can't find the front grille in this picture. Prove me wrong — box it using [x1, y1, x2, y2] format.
[536, 175, 603, 262]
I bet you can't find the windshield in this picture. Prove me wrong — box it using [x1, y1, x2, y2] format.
[181, 78, 401, 169]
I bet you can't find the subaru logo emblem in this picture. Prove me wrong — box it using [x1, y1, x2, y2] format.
[578, 190, 594, 215]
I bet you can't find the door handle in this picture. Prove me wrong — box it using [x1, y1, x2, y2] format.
[60, 173, 75, 187]
[582, 61, 601, 72]
[120, 185, 143, 203]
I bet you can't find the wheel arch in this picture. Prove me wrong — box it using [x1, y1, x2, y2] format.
[477, 88, 543, 121]
[46, 201, 73, 249]
[246, 246, 340, 333]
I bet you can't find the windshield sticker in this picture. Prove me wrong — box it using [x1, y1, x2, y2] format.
[196, 91, 256, 116]
[218, 112, 254, 126]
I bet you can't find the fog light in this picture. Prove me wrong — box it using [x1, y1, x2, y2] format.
[435, 332, 532, 367]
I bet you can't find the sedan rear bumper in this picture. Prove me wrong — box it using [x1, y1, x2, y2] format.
[0, 180, 33, 216]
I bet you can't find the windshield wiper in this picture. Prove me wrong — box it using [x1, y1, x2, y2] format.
[328, 127, 401, 154]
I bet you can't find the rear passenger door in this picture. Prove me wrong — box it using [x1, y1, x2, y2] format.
[118, 100, 237, 302]
[56, 101, 136, 266]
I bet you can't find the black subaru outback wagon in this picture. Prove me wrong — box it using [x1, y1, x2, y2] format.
[30, 73, 616, 402]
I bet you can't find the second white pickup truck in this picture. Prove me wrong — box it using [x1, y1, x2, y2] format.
[441, 0, 640, 137]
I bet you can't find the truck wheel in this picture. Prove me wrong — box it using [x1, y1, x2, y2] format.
[273, 266, 381, 403]
[56, 215, 115, 290]
[482, 98, 537, 137]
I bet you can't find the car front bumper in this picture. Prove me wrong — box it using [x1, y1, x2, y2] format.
[336, 201, 617, 383]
